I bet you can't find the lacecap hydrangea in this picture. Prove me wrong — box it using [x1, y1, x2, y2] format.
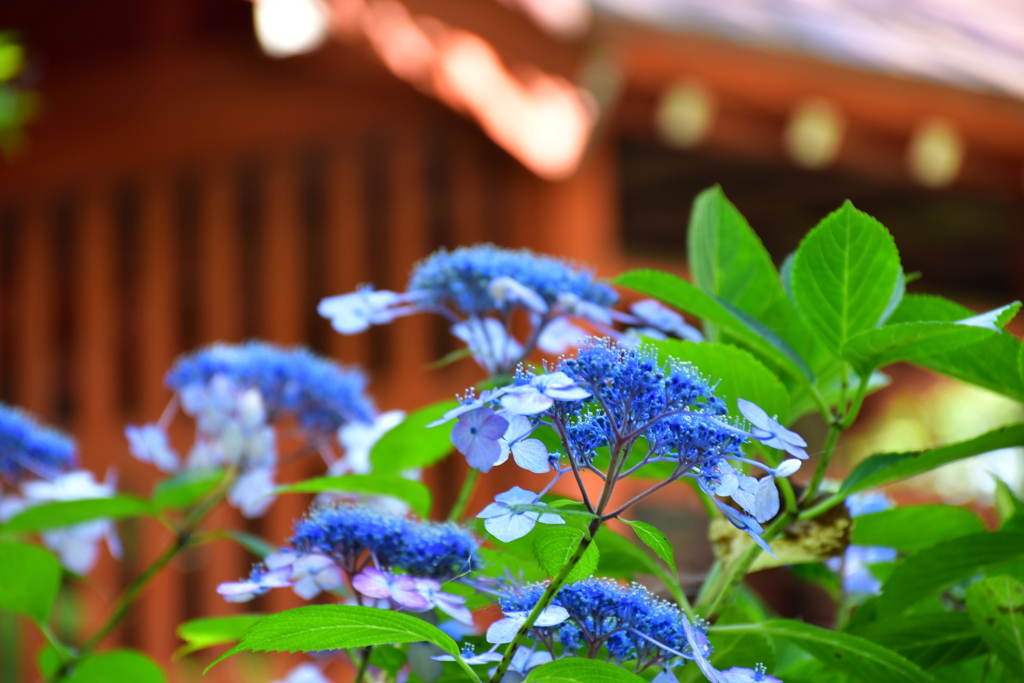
[0, 403, 120, 574]
[488, 579, 778, 682]
[318, 244, 702, 376]
[432, 338, 805, 550]
[218, 505, 482, 625]
[125, 342, 379, 518]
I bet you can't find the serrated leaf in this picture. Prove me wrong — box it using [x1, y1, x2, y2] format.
[175, 614, 263, 658]
[370, 400, 458, 472]
[791, 201, 902, 355]
[278, 475, 431, 518]
[688, 185, 784, 321]
[887, 294, 1024, 402]
[841, 320, 996, 376]
[877, 533, 1024, 618]
[0, 540, 61, 624]
[966, 575, 1024, 677]
[533, 527, 598, 583]
[853, 612, 987, 670]
[806, 425, 1024, 517]
[2, 496, 152, 534]
[207, 605, 476, 681]
[615, 270, 813, 385]
[647, 339, 789, 424]
[715, 619, 937, 683]
[524, 658, 647, 683]
[853, 505, 986, 552]
[622, 519, 678, 581]
[59, 650, 165, 683]
[151, 469, 224, 509]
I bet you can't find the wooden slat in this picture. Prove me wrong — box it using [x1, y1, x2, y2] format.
[194, 161, 247, 620]
[14, 201, 57, 416]
[323, 147, 371, 368]
[258, 153, 315, 616]
[73, 182, 124, 646]
[133, 170, 184, 663]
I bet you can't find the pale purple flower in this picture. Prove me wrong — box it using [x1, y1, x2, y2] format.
[486, 605, 570, 643]
[737, 398, 808, 460]
[217, 567, 293, 603]
[500, 371, 591, 415]
[265, 551, 345, 600]
[630, 299, 704, 342]
[719, 665, 781, 683]
[228, 467, 277, 518]
[773, 459, 802, 478]
[426, 388, 510, 428]
[317, 287, 410, 334]
[715, 499, 775, 558]
[495, 414, 550, 474]
[271, 663, 331, 683]
[413, 577, 474, 625]
[537, 316, 589, 354]
[451, 408, 509, 472]
[477, 486, 564, 543]
[557, 292, 613, 324]
[336, 409, 405, 475]
[433, 644, 505, 665]
[451, 318, 523, 374]
[488, 276, 548, 313]
[125, 424, 180, 473]
[352, 567, 430, 610]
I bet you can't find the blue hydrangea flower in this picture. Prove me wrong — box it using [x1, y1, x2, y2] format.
[495, 579, 772, 680]
[289, 505, 482, 579]
[165, 341, 375, 434]
[463, 339, 804, 552]
[0, 404, 77, 485]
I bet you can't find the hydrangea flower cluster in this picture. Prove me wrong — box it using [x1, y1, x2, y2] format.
[218, 505, 482, 626]
[318, 244, 702, 376]
[434, 339, 805, 551]
[483, 579, 777, 682]
[0, 404, 120, 574]
[125, 342, 378, 518]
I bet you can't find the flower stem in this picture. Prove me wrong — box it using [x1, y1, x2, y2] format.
[696, 511, 795, 620]
[801, 422, 842, 506]
[353, 646, 373, 683]
[487, 519, 601, 683]
[448, 468, 480, 521]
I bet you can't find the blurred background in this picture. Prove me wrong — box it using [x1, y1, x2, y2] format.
[2, 0, 1024, 680]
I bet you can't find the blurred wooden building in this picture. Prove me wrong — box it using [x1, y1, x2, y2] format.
[1, 0, 1024, 680]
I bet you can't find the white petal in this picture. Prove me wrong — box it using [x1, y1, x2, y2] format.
[484, 512, 538, 543]
[486, 617, 524, 644]
[510, 439, 551, 473]
[500, 390, 553, 416]
[535, 605, 570, 626]
[753, 476, 780, 523]
[775, 459, 802, 478]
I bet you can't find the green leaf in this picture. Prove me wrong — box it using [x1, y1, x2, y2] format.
[524, 658, 647, 683]
[791, 201, 902, 355]
[841, 320, 997, 376]
[208, 605, 476, 681]
[150, 469, 224, 509]
[993, 477, 1024, 528]
[370, 401, 458, 471]
[2, 496, 152, 534]
[217, 529, 277, 558]
[852, 505, 986, 552]
[807, 425, 1024, 517]
[647, 339, 789, 423]
[614, 269, 813, 384]
[688, 185, 784, 321]
[715, 619, 937, 683]
[966, 575, 1024, 677]
[175, 614, 263, 657]
[533, 527, 598, 583]
[622, 519, 678, 581]
[370, 644, 408, 676]
[887, 294, 1024, 402]
[877, 532, 1024, 618]
[853, 612, 987, 669]
[278, 475, 432, 518]
[60, 650, 166, 683]
[0, 541, 62, 624]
